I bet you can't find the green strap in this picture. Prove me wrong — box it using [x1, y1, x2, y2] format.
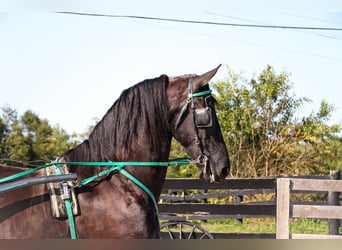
[0, 162, 55, 183]
[78, 165, 120, 186]
[64, 199, 77, 239]
[0, 159, 190, 184]
[0, 158, 191, 239]
[191, 89, 212, 97]
[78, 163, 161, 213]
[53, 162, 77, 239]
[53, 162, 62, 175]
[71, 163, 160, 238]
[118, 167, 159, 213]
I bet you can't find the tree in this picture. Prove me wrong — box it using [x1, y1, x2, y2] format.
[1, 106, 77, 165]
[300, 101, 342, 172]
[0, 118, 8, 158]
[0, 106, 17, 159]
[212, 65, 341, 177]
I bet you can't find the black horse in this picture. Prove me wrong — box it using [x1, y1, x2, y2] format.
[0, 66, 230, 238]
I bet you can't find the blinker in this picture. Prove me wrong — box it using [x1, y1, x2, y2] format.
[174, 81, 214, 129]
[194, 107, 212, 128]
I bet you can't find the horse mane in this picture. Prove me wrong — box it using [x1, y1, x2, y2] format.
[64, 75, 171, 162]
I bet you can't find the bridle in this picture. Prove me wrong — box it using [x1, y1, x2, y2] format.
[174, 75, 213, 167]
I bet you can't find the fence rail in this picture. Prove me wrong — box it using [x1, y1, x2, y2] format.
[159, 177, 277, 239]
[276, 176, 342, 239]
[159, 172, 342, 239]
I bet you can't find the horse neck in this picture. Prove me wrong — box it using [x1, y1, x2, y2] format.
[63, 76, 172, 198]
[63, 131, 172, 199]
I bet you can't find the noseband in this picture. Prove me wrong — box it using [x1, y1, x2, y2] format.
[174, 75, 213, 166]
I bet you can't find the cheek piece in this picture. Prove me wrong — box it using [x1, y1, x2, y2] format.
[174, 76, 213, 169]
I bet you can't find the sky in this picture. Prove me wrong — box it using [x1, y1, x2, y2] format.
[0, 1, 342, 135]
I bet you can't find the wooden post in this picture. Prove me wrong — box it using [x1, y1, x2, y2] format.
[328, 170, 341, 235]
[276, 178, 291, 239]
[201, 189, 208, 204]
[236, 195, 243, 224]
[201, 189, 208, 223]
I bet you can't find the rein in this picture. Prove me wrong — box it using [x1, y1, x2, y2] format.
[0, 76, 214, 239]
[0, 158, 191, 239]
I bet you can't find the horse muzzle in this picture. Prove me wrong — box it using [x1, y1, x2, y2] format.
[198, 156, 229, 183]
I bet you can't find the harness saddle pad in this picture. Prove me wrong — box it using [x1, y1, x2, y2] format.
[45, 163, 80, 218]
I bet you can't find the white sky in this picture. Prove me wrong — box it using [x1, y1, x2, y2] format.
[1, 1, 342, 134]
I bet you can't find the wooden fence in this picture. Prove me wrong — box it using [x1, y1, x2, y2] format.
[158, 172, 342, 239]
[276, 175, 342, 239]
[158, 177, 277, 239]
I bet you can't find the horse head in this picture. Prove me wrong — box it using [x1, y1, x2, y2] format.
[167, 65, 230, 182]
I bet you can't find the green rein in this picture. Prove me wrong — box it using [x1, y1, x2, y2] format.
[0, 159, 191, 239]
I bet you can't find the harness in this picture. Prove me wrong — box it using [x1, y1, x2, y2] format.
[174, 75, 214, 168]
[0, 76, 214, 239]
[0, 159, 191, 239]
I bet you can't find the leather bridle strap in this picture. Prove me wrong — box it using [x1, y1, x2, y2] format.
[174, 75, 211, 166]
[188, 77, 205, 162]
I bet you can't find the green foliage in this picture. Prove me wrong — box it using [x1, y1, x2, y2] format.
[2, 64, 341, 176]
[0, 106, 78, 165]
[167, 139, 198, 178]
[167, 65, 342, 177]
[212, 65, 342, 177]
[0, 118, 8, 158]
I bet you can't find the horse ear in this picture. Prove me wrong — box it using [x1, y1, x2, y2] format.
[193, 64, 221, 90]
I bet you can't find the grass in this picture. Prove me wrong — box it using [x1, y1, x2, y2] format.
[200, 219, 276, 234]
[182, 218, 340, 235]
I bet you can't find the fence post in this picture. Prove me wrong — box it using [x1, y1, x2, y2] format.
[328, 170, 341, 235]
[201, 189, 208, 204]
[236, 195, 243, 224]
[201, 189, 208, 223]
[276, 178, 291, 239]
